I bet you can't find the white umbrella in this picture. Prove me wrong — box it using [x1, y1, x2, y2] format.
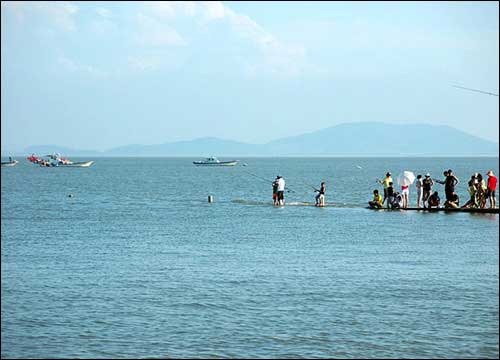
[397, 171, 416, 186]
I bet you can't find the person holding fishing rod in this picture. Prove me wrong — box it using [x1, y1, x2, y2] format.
[276, 175, 286, 206]
[272, 176, 279, 205]
[240, 163, 295, 201]
[377, 172, 393, 204]
[314, 182, 326, 207]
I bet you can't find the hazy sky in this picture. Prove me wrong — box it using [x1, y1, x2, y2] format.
[1, 1, 499, 152]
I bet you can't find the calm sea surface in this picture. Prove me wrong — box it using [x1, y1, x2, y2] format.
[1, 157, 499, 359]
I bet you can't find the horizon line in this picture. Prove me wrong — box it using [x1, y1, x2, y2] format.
[2, 121, 499, 153]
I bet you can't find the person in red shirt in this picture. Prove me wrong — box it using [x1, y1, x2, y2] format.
[486, 170, 497, 209]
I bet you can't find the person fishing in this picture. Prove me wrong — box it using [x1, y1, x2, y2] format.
[276, 175, 286, 206]
[486, 170, 497, 209]
[314, 182, 326, 207]
[377, 172, 392, 203]
[272, 176, 279, 206]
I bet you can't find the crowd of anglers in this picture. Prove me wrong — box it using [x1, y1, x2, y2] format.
[369, 169, 497, 210]
[247, 167, 497, 210]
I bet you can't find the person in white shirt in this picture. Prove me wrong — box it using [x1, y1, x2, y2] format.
[276, 176, 286, 206]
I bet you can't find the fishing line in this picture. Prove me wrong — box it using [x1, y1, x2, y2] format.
[238, 163, 296, 193]
[301, 180, 318, 191]
[452, 84, 499, 97]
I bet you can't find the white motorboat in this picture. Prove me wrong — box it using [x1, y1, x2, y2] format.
[193, 157, 238, 166]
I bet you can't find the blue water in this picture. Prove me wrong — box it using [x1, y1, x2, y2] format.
[2, 157, 499, 358]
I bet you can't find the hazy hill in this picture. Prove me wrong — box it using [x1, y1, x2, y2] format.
[105, 137, 261, 156]
[262, 122, 499, 156]
[14, 122, 499, 157]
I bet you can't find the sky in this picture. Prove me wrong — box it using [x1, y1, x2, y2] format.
[1, 1, 499, 152]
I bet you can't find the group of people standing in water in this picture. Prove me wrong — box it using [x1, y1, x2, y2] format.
[369, 169, 497, 210]
[268, 168, 497, 210]
[272, 176, 326, 207]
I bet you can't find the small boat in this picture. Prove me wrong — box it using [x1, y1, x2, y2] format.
[1, 159, 19, 167]
[27, 153, 94, 167]
[57, 161, 94, 167]
[193, 157, 238, 166]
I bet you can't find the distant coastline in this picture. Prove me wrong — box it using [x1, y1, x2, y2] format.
[3, 122, 499, 157]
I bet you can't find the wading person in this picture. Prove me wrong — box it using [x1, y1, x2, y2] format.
[401, 184, 409, 208]
[272, 177, 279, 206]
[435, 170, 459, 203]
[385, 182, 395, 209]
[276, 176, 286, 206]
[378, 172, 392, 203]
[486, 170, 497, 209]
[422, 174, 434, 208]
[415, 174, 423, 208]
[315, 182, 326, 207]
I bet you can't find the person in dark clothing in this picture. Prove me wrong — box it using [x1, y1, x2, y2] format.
[272, 177, 279, 206]
[444, 192, 459, 208]
[444, 169, 459, 201]
[385, 182, 395, 209]
[314, 182, 326, 207]
[422, 174, 434, 208]
[435, 169, 459, 201]
[427, 191, 440, 208]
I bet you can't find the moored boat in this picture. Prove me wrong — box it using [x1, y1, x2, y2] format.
[57, 160, 94, 167]
[193, 157, 238, 166]
[27, 153, 94, 167]
[1, 159, 19, 167]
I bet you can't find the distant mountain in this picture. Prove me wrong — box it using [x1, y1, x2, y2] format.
[15, 122, 499, 157]
[262, 122, 499, 156]
[105, 137, 261, 156]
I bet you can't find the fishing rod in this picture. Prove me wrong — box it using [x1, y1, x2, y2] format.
[239, 163, 296, 193]
[452, 85, 499, 97]
[240, 163, 274, 184]
[301, 180, 319, 192]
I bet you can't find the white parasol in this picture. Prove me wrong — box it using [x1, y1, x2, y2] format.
[397, 171, 416, 186]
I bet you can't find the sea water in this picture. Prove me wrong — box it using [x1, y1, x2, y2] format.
[1, 157, 499, 358]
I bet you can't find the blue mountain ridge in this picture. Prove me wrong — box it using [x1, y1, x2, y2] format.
[12, 122, 499, 157]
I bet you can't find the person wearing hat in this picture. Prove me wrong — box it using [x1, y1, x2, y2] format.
[486, 170, 497, 209]
[422, 174, 434, 208]
[377, 172, 393, 204]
